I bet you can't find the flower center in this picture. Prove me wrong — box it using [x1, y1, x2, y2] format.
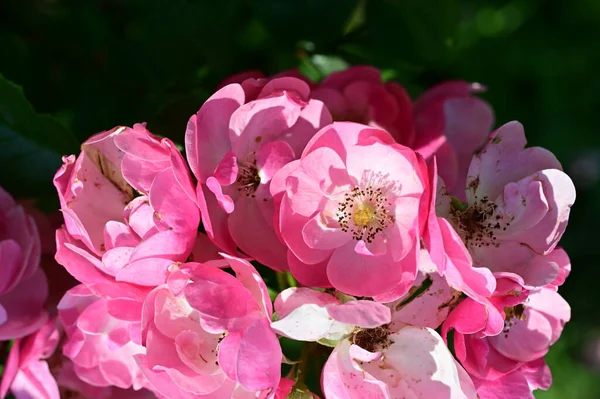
[502, 304, 526, 337]
[337, 186, 395, 243]
[449, 196, 511, 248]
[236, 160, 261, 197]
[351, 324, 392, 353]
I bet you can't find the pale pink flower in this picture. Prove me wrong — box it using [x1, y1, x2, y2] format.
[58, 285, 150, 391]
[272, 122, 427, 297]
[442, 283, 569, 385]
[322, 327, 477, 399]
[438, 121, 576, 289]
[0, 186, 47, 340]
[54, 123, 199, 288]
[185, 78, 331, 270]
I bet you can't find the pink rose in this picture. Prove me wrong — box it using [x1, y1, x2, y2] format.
[136, 255, 282, 398]
[442, 281, 569, 392]
[322, 327, 477, 399]
[54, 123, 199, 288]
[183, 255, 282, 395]
[272, 122, 427, 298]
[0, 186, 47, 340]
[58, 285, 150, 391]
[53, 124, 200, 335]
[185, 77, 331, 270]
[0, 318, 60, 399]
[438, 121, 576, 289]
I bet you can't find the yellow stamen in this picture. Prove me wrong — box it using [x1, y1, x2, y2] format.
[353, 206, 375, 227]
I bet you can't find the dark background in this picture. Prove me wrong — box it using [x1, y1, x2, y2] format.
[1, 1, 599, 397]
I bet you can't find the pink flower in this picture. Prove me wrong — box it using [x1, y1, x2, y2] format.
[322, 327, 477, 399]
[58, 285, 150, 391]
[133, 280, 231, 398]
[185, 78, 331, 270]
[222, 66, 493, 195]
[438, 121, 576, 289]
[0, 318, 60, 399]
[442, 283, 569, 388]
[0, 186, 47, 340]
[0, 316, 159, 399]
[136, 255, 282, 398]
[54, 123, 199, 288]
[272, 122, 427, 297]
[183, 255, 282, 395]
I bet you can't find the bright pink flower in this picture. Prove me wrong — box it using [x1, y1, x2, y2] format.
[322, 327, 477, 399]
[54, 124, 199, 288]
[182, 255, 282, 395]
[0, 186, 47, 340]
[134, 280, 231, 398]
[438, 121, 576, 289]
[0, 316, 159, 399]
[58, 285, 150, 391]
[442, 283, 569, 385]
[185, 78, 331, 270]
[0, 318, 60, 399]
[272, 122, 427, 297]
[137, 255, 282, 398]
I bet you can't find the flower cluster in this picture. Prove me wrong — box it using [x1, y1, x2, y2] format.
[0, 66, 574, 399]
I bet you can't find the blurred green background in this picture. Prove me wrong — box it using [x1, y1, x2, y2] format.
[1, 0, 599, 397]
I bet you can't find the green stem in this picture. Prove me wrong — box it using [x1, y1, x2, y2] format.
[295, 342, 316, 389]
[276, 272, 288, 292]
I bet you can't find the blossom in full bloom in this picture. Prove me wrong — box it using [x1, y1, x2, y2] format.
[441, 275, 570, 398]
[185, 77, 331, 270]
[438, 121, 576, 289]
[0, 186, 47, 340]
[58, 284, 151, 391]
[135, 255, 282, 398]
[54, 123, 199, 287]
[272, 122, 427, 297]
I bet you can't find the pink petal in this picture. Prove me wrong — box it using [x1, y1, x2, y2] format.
[229, 92, 303, 157]
[327, 300, 391, 328]
[228, 196, 288, 271]
[327, 241, 404, 297]
[185, 84, 244, 181]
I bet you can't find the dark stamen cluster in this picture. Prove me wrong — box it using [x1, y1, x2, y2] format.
[352, 324, 393, 353]
[450, 196, 511, 248]
[502, 304, 526, 337]
[337, 186, 394, 243]
[236, 160, 261, 197]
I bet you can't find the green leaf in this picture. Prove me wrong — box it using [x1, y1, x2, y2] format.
[0, 74, 79, 197]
